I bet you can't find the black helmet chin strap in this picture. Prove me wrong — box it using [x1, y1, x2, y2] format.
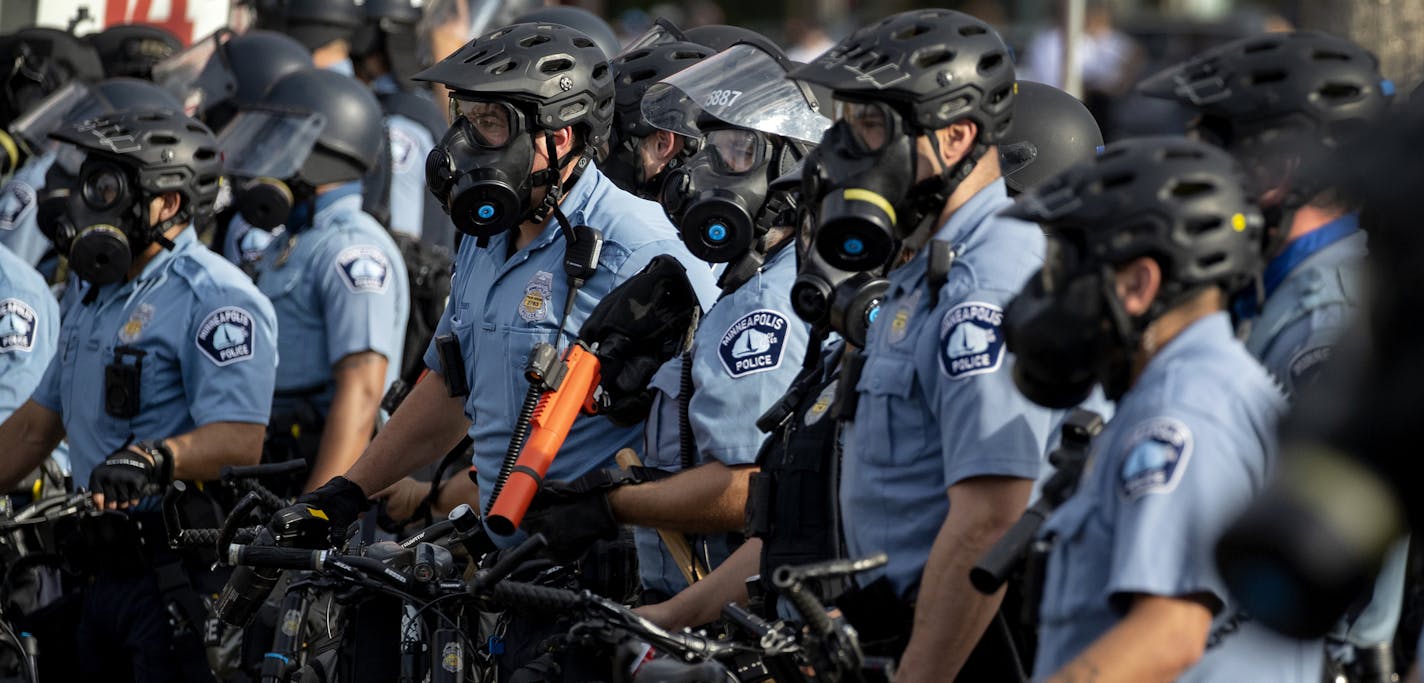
[900, 131, 988, 253]
[529, 129, 593, 243]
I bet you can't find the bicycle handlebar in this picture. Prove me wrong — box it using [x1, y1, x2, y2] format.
[221, 460, 308, 482]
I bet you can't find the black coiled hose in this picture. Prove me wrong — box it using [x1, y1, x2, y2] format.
[486, 384, 543, 516]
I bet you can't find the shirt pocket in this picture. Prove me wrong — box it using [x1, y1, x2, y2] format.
[852, 354, 927, 466]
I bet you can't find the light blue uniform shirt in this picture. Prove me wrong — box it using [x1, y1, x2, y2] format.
[637, 243, 810, 596]
[1034, 312, 1320, 681]
[841, 179, 1062, 599]
[0, 150, 57, 268]
[222, 213, 280, 273]
[1244, 213, 1365, 396]
[253, 185, 409, 418]
[32, 227, 278, 484]
[0, 242, 59, 419]
[422, 165, 717, 545]
[373, 75, 436, 241]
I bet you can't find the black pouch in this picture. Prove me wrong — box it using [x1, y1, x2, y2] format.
[834, 576, 914, 659]
[435, 333, 469, 397]
[104, 346, 145, 419]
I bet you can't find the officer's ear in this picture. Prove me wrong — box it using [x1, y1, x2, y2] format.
[933, 119, 980, 169]
[1113, 256, 1162, 317]
[652, 130, 683, 163]
[148, 191, 183, 226]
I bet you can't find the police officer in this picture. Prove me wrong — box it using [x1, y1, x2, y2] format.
[0, 241, 56, 423]
[999, 80, 1103, 197]
[0, 108, 278, 682]
[1002, 136, 1322, 682]
[790, 10, 1068, 679]
[222, 68, 410, 492]
[350, 0, 452, 247]
[603, 36, 714, 198]
[522, 41, 826, 601]
[1138, 32, 1401, 673]
[1, 78, 184, 270]
[277, 20, 716, 551]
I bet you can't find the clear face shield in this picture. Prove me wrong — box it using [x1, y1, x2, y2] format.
[614, 18, 687, 58]
[217, 108, 326, 180]
[641, 44, 832, 145]
[151, 30, 237, 118]
[8, 82, 105, 156]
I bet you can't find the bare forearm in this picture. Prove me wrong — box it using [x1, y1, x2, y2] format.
[1046, 596, 1210, 683]
[308, 354, 388, 491]
[344, 372, 470, 495]
[648, 539, 761, 630]
[0, 401, 65, 491]
[165, 421, 264, 480]
[434, 473, 479, 515]
[608, 461, 755, 533]
[897, 476, 1034, 682]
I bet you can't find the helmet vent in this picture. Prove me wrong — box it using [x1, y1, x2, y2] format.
[1313, 49, 1351, 62]
[490, 60, 518, 75]
[1168, 180, 1216, 198]
[193, 147, 217, 162]
[913, 48, 953, 69]
[978, 52, 1005, 75]
[893, 24, 932, 41]
[592, 63, 609, 81]
[1242, 39, 1280, 54]
[1185, 216, 1223, 235]
[1249, 70, 1287, 85]
[519, 34, 551, 48]
[1318, 82, 1363, 101]
[1100, 172, 1135, 190]
[462, 49, 489, 64]
[1160, 147, 1205, 161]
[149, 134, 179, 146]
[540, 57, 574, 74]
[959, 24, 988, 37]
[629, 67, 657, 83]
[572, 37, 595, 49]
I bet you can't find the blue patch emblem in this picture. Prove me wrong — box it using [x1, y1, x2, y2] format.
[1119, 418, 1193, 500]
[0, 298, 38, 353]
[939, 302, 1005, 379]
[0, 180, 36, 232]
[335, 245, 391, 293]
[1288, 345, 1332, 392]
[195, 307, 256, 366]
[719, 309, 790, 379]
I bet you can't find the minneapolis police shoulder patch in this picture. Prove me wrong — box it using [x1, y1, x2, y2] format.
[0, 298, 38, 353]
[939, 301, 1005, 379]
[719, 309, 790, 379]
[335, 245, 391, 293]
[1118, 417, 1193, 500]
[195, 306, 256, 366]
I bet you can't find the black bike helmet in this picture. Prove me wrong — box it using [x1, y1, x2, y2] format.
[1138, 31, 1392, 152]
[611, 40, 715, 141]
[415, 22, 615, 148]
[1000, 81, 1104, 195]
[259, 68, 384, 183]
[1005, 136, 1264, 298]
[273, 0, 364, 51]
[514, 6, 621, 61]
[0, 28, 104, 126]
[49, 109, 224, 229]
[86, 24, 182, 79]
[789, 9, 1015, 141]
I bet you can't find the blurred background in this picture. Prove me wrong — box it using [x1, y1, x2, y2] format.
[3, 0, 1420, 141]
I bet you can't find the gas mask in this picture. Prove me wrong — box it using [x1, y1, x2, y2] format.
[41, 153, 165, 286]
[427, 97, 566, 241]
[790, 207, 888, 349]
[1002, 240, 1138, 408]
[217, 107, 326, 231]
[661, 128, 790, 264]
[805, 100, 979, 272]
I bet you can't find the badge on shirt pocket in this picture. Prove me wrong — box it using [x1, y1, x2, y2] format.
[519, 270, 554, 324]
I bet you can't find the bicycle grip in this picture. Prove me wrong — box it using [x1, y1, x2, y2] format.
[970, 506, 1048, 595]
[471, 533, 547, 592]
[227, 544, 324, 571]
[222, 460, 308, 481]
[490, 580, 585, 612]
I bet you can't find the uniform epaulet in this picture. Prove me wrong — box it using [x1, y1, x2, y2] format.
[168, 251, 213, 293]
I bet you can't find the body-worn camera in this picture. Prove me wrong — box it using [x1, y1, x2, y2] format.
[105, 346, 146, 418]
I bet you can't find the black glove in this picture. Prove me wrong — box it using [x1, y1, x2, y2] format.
[270, 476, 371, 549]
[521, 479, 620, 562]
[89, 440, 173, 506]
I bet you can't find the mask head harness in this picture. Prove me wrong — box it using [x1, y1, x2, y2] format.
[44, 109, 222, 288]
[1001, 137, 1265, 407]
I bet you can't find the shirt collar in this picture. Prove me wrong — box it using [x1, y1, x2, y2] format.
[1261, 212, 1360, 298]
[888, 178, 1012, 296]
[373, 74, 400, 95]
[522, 163, 606, 253]
[133, 226, 197, 283]
[1140, 311, 1233, 380]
